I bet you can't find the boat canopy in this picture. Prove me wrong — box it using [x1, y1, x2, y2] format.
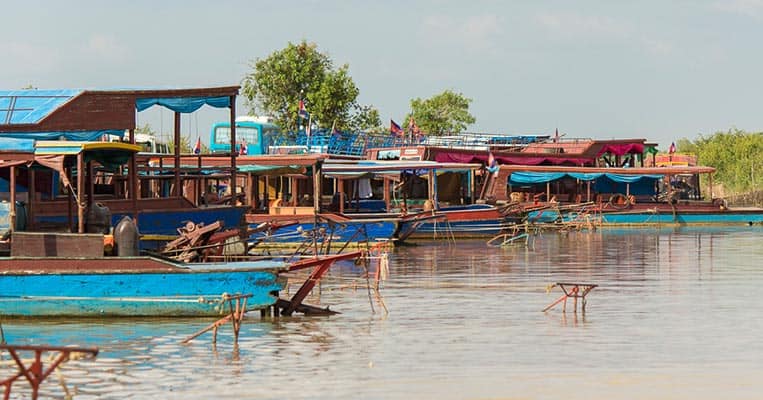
[135, 96, 231, 113]
[237, 164, 307, 176]
[509, 171, 664, 184]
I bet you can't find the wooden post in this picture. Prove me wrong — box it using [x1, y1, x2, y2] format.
[9, 166, 16, 233]
[196, 153, 203, 205]
[28, 169, 35, 230]
[546, 182, 551, 202]
[470, 170, 475, 204]
[129, 128, 138, 222]
[174, 111, 181, 197]
[431, 169, 439, 210]
[87, 161, 94, 209]
[245, 173, 253, 207]
[383, 177, 390, 211]
[264, 176, 269, 211]
[291, 176, 299, 206]
[77, 153, 85, 233]
[313, 160, 322, 214]
[428, 170, 435, 207]
[66, 167, 73, 232]
[229, 95, 237, 203]
[338, 178, 345, 214]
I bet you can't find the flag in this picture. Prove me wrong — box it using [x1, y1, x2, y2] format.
[487, 151, 499, 176]
[669, 142, 676, 154]
[193, 136, 201, 155]
[408, 116, 421, 136]
[298, 100, 309, 120]
[239, 138, 248, 155]
[390, 119, 404, 136]
[487, 151, 496, 168]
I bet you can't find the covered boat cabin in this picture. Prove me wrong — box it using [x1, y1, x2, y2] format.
[489, 164, 717, 208]
[1, 86, 251, 232]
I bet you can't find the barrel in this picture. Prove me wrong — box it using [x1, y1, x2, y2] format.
[86, 203, 112, 234]
[114, 216, 140, 257]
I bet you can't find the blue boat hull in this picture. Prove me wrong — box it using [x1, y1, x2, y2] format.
[0, 260, 284, 317]
[250, 219, 398, 244]
[599, 210, 763, 225]
[33, 206, 248, 236]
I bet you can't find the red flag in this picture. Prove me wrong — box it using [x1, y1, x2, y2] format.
[669, 142, 676, 154]
[390, 119, 404, 136]
[298, 100, 309, 119]
[193, 136, 201, 154]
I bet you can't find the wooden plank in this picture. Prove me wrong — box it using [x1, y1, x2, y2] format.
[11, 232, 104, 257]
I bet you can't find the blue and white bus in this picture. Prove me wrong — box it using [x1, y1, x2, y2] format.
[209, 116, 280, 154]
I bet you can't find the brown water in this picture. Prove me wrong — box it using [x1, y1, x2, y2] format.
[2, 226, 763, 399]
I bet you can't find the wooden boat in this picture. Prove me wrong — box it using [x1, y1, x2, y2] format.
[0, 230, 360, 318]
[0, 255, 284, 317]
[494, 164, 763, 226]
[0, 87, 250, 237]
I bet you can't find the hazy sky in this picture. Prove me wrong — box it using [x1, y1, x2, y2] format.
[3, 0, 763, 149]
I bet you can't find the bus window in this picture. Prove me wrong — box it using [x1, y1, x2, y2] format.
[214, 126, 260, 145]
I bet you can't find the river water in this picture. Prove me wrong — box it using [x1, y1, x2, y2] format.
[2, 226, 762, 399]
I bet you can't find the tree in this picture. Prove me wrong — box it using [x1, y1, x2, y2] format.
[350, 104, 383, 132]
[241, 40, 375, 132]
[406, 90, 476, 135]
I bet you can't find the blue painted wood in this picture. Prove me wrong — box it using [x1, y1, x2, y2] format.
[0, 267, 284, 317]
[34, 206, 247, 235]
[249, 219, 398, 243]
[600, 211, 763, 225]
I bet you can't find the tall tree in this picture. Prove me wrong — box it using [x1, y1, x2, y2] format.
[406, 90, 476, 135]
[241, 40, 376, 132]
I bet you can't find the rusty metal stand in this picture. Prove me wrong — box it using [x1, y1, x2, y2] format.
[542, 282, 597, 313]
[275, 251, 363, 316]
[0, 344, 98, 400]
[181, 293, 251, 344]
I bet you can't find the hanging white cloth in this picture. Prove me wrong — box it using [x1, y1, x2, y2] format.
[358, 178, 373, 199]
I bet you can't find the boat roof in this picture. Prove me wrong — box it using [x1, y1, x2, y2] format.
[498, 164, 715, 175]
[0, 86, 239, 137]
[323, 159, 481, 177]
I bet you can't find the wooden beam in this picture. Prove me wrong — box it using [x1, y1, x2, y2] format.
[174, 112, 181, 197]
[9, 166, 16, 233]
[229, 95, 237, 203]
[77, 153, 85, 233]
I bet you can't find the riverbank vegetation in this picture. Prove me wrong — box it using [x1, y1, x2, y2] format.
[678, 128, 763, 204]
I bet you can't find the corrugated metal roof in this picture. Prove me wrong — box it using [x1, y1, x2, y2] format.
[0, 89, 82, 125]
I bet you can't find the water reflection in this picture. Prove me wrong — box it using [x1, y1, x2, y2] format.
[1, 226, 762, 399]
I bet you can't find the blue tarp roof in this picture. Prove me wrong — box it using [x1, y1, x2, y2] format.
[509, 171, 664, 184]
[0, 137, 35, 152]
[0, 89, 82, 125]
[0, 130, 124, 141]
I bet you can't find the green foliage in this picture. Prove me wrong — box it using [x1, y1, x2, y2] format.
[135, 123, 156, 136]
[406, 90, 476, 135]
[168, 136, 191, 154]
[241, 40, 377, 132]
[681, 128, 763, 194]
[350, 104, 383, 132]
